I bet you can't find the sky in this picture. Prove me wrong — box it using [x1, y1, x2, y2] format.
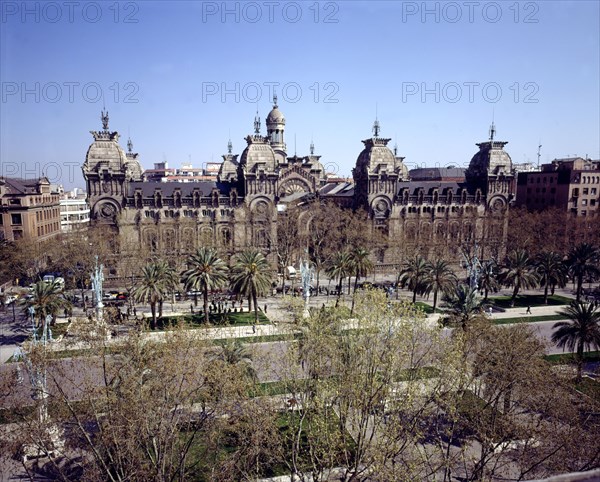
[1, 0, 599, 189]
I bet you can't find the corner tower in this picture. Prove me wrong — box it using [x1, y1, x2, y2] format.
[82, 110, 142, 225]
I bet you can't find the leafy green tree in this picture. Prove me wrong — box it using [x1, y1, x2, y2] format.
[181, 247, 229, 324]
[155, 259, 179, 318]
[477, 259, 499, 301]
[325, 251, 352, 307]
[498, 249, 539, 307]
[23, 279, 70, 328]
[552, 301, 600, 381]
[535, 251, 568, 304]
[422, 258, 457, 313]
[230, 248, 272, 324]
[349, 247, 374, 313]
[132, 261, 172, 329]
[567, 243, 600, 302]
[398, 254, 428, 303]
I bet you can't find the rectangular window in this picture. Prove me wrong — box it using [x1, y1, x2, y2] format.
[11, 213, 22, 225]
[583, 188, 589, 195]
[592, 188, 597, 195]
[582, 199, 588, 206]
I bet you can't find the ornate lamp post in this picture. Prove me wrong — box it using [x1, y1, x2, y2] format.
[14, 310, 63, 460]
[300, 259, 313, 318]
[91, 255, 104, 322]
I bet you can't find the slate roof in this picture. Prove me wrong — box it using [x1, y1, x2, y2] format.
[127, 181, 233, 197]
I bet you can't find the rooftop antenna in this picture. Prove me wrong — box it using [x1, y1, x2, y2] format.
[537, 142, 542, 170]
[294, 134, 297, 156]
[273, 88, 278, 107]
[310, 137, 315, 155]
[228, 128, 232, 154]
[394, 132, 398, 156]
[489, 109, 495, 141]
[253, 106, 260, 135]
[373, 103, 380, 137]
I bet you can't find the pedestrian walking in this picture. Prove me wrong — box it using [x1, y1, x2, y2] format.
[526, 305, 532, 314]
[133, 306, 137, 317]
[264, 304, 267, 314]
[252, 323, 256, 334]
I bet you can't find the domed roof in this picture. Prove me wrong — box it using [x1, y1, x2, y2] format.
[84, 132, 128, 173]
[266, 106, 285, 125]
[355, 138, 399, 174]
[239, 136, 277, 172]
[467, 140, 513, 179]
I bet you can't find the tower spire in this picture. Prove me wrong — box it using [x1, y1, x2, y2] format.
[273, 88, 278, 108]
[489, 121, 496, 141]
[310, 138, 315, 155]
[253, 107, 261, 135]
[228, 138, 233, 154]
[127, 137, 133, 153]
[101, 109, 109, 131]
[372, 103, 380, 137]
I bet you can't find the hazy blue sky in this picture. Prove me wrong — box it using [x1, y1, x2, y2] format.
[1, 0, 599, 188]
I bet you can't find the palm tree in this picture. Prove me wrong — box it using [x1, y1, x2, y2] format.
[132, 262, 172, 330]
[535, 251, 568, 304]
[349, 247, 374, 313]
[325, 251, 352, 307]
[181, 247, 229, 324]
[23, 279, 69, 328]
[552, 301, 600, 381]
[442, 284, 484, 331]
[230, 248, 272, 324]
[422, 259, 457, 313]
[215, 340, 257, 381]
[478, 260, 499, 301]
[398, 255, 428, 303]
[567, 243, 600, 302]
[498, 250, 539, 307]
[155, 260, 179, 318]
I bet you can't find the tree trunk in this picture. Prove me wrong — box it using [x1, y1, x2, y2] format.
[577, 341, 584, 382]
[510, 283, 520, 307]
[350, 273, 360, 314]
[253, 291, 259, 324]
[203, 289, 209, 324]
[544, 283, 549, 304]
[336, 278, 343, 307]
[576, 275, 583, 302]
[433, 289, 438, 313]
[484, 287, 488, 301]
[412, 287, 417, 304]
[150, 302, 156, 330]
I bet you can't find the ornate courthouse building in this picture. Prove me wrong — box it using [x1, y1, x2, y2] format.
[83, 101, 515, 273]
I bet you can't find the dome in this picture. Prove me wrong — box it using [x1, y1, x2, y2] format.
[467, 140, 513, 179]
[239, 136, 277, 172]
[266, 106, 285, 125]
[84, 133, 128, 173]
[355, 138, 399, 174]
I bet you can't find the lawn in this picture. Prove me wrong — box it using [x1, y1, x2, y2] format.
[414, 301, 434, 314]
[492, 314, 566, 325]
[157, 310, 270, 330]
[544, 351, 600, 365]
[574, 377, 600, 403]
[488, 294, 572, 309]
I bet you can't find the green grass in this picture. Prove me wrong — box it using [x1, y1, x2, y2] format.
[213, 332, 302, 345]
[156, 310, 270, 330]
[574, 377, 600, 402]
[413, 301, 434, 314]
[492, 314, 566, 325]
[544, 351, 600, 365]
[488, 294, 572, 309]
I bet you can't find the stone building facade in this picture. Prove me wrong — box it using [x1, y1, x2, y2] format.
[516, 157, 600, 217]
[83, 105, 515, 274]
[353, 122, 515, 261]
[0, 176, 61, 242]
